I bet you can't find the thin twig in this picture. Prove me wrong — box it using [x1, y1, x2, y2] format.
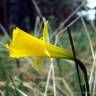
[50, 16, 80, 39]
[51, 59, 56, 96]
[44, 63, 52, 96]
[31, 0, 43, 21]
[80, 17, 96, 92]
[0, 23, 10, 41]
[54, 3, 83, 34]
[34, 16, 40, 35]
[92, 73, 96, 96]
[81, 17, 95, 60]
[59, 78, 74, 96]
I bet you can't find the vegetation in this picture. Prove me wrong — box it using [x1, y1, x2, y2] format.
[0, 0, 96, 96]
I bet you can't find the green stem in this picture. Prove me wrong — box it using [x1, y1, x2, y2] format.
[76, 58, 90, 96]
[67, 27, 84, 96]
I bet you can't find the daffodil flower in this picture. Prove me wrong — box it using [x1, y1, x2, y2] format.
[6, 21, 73, 73]
[7, 29, 73, 59]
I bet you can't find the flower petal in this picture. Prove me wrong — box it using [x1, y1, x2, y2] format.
[43, 21, 49, 41]
[32, 57, 43, 74]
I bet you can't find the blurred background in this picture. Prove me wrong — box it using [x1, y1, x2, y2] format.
[0, 0, 95, 34]
[0, 0, 96, 96]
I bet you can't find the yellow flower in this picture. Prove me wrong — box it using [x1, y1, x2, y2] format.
[7, 27, 73, 59]
[6, 21, 73, 74]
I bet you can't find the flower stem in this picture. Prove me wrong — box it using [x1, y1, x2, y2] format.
[67, 27, 84, 96]
[76, 58, 90, 96]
